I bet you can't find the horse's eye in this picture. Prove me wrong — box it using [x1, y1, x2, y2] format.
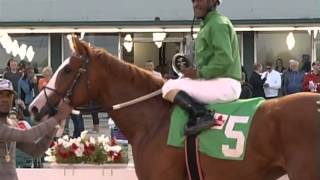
[64, 67, 72, 74]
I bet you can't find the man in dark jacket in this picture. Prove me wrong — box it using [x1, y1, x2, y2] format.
[283, 60, 305, 95]
[249, 63, 267, 98]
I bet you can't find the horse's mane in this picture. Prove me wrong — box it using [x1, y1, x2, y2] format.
[88, 45, 165, 92]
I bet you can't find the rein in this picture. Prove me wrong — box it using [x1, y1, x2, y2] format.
[110, 89, 162, 110]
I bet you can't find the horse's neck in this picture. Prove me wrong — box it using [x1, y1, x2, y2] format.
[98, 57, 170, 142]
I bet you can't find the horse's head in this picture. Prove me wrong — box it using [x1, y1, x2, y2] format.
[29, 35, 98, 121]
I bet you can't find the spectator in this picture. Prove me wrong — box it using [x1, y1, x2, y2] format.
[38, 66, 53, 91]
[301, 54, 311, 73]
[262, 61, 282, 99]
[145, 60, 162, 78]
[70, 110, 85, 138]
[77, 101, 101, 133]
[303, 60, 320, 93]
[239, 66, 253, 99]
[18, 66, 37, 121]
[18, 60, 28, 75]
[275, 58, 286, 73]
[3, 59, 22, 93]
[282, 60, 305, 95]
[249, 63, 267, 98]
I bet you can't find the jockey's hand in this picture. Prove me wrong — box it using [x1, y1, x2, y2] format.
[182, 67, 198, 79]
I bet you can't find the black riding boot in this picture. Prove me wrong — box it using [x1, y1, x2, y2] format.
[173, 91, 215, 136]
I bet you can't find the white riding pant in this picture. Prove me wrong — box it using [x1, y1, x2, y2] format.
[162, 77, 241, 104]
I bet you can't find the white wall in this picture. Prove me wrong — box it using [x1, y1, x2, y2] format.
[0, 0, 319, 22]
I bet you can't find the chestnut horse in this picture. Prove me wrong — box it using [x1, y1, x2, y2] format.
[30, 36, 320, 180]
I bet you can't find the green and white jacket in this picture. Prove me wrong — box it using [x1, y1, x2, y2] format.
[195, 10, 241, 81]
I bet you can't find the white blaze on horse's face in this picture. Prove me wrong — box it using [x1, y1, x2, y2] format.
[29, 58, 71, 117]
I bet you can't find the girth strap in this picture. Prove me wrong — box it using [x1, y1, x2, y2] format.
[185, 135, 204, 180]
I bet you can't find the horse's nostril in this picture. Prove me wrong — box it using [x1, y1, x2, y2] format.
[31, 106, 39, 114]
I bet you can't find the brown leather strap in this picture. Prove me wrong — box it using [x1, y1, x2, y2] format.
[185, 135, 204, 180]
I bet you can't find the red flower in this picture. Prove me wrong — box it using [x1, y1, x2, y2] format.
[84, 143, 95, 156]
[57, 147, 69, 159]
[108, 151, 122, 161]
[71, 143, 78, 151]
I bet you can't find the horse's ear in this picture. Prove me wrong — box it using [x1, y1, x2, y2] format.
[68, 34, 87, 56]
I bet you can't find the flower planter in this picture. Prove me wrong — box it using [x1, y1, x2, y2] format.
[45, 131, 129, 165]
[43, 163, 131, 169]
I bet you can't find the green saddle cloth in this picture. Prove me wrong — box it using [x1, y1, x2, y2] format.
[167, 97, 265, 160]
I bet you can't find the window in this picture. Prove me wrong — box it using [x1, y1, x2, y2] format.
[316, 41, 320, 61]
[0, 34, 49, 74]
[122, 32, 183, 76]
[256, 31, 311, 69]
[62, 33, 119, 60]
[316, 32, 320, 61]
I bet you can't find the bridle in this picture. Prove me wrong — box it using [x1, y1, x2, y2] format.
[36, 53, 162, 120]
[40, 54, 91, 118]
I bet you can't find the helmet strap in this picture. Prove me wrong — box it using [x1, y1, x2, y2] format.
[191, 16, 196, 40]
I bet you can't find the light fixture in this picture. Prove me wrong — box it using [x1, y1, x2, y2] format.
[0, 32, 35, 60]
[26, 46, 35, 62]
[11, 40, 19, 57]
[192, 33, 198, 39]
[18, 44, 27, 60]
[3, 35, 13, 54]
[123, 34, 133, 52]
[154, 41, 163, 48]
[286, 32, 295, 50]
[153, 32, 166, 48]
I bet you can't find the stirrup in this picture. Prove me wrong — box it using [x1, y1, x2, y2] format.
[184, 119, 215, 136]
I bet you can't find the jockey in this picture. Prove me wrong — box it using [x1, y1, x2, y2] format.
[162, 0, 242, 135]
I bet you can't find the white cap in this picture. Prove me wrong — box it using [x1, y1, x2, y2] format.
[0, 79, 14, 93]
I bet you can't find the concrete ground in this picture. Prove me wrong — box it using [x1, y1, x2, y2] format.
[65, 112, 111, 137]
